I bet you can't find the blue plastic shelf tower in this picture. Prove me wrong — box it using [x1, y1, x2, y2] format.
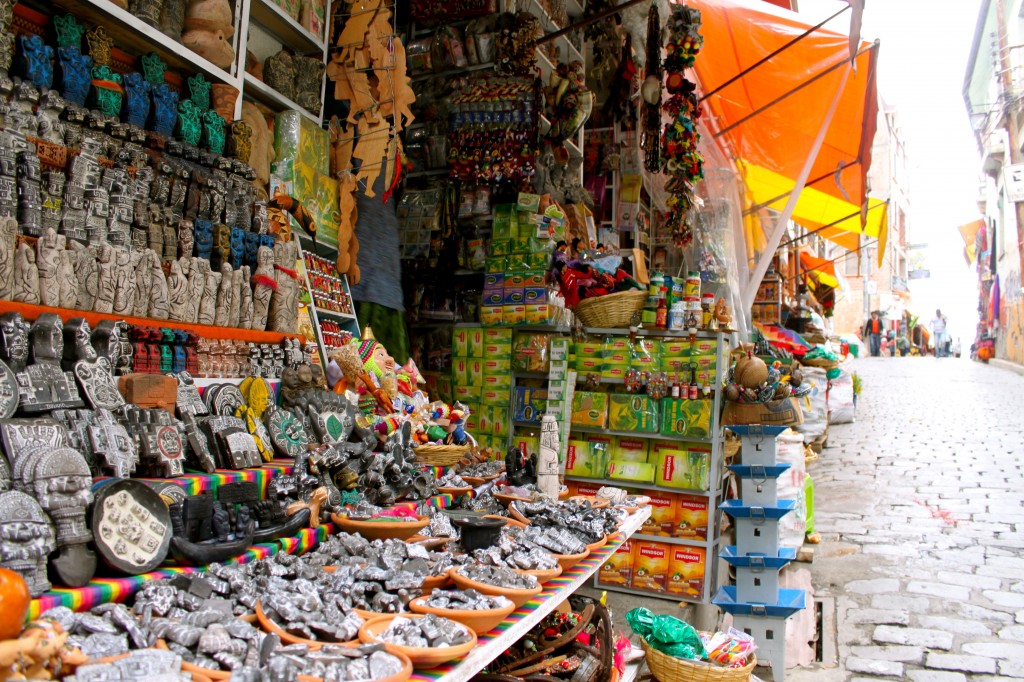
[713, 424, 806, 681]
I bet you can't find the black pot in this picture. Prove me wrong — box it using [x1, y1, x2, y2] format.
[453, 516, 507, 552]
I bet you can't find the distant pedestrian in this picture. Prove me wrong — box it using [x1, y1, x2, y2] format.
[930, 309, 949, 357]
[863, 311, 883, 357]
[888, 330, 897, 357]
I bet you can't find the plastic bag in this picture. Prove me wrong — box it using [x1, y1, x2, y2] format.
[704, 628, 757, 667]
[625, 608, 707, 661]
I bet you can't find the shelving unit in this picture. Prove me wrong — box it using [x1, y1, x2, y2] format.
[296, 237, 360, 366]
[510, 326, 730, 605]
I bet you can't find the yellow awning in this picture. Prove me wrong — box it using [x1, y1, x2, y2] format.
[958, 219, 983, 265]
[799, 249, 839, 289]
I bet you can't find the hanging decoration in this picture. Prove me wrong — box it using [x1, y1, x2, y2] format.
[641, 5, 662, 173]
[661, 5, 704, 247]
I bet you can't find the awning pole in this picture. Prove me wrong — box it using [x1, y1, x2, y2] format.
[776, 199, 889, 249]
[742, 63, 853, 314]
[714, 43, 877, 139]
[699, 4, 850, 102]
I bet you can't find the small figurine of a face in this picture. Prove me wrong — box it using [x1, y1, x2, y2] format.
[30, 313, 64, 365]
[357, 340, 396, 382]
[0, 313, 30, 371]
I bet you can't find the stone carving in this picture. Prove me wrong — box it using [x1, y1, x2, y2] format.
[12, 243, 40, 305]
[174, 371, 207, 418]
[132, 249, 152, 317]
[202, 109, 225, 154]
[238, 265, 254, 330]
[7, 81, 39, 137]
[185, 256, 206, 323]
[92, 479, 171, 575]
[0, 360, 17, 419]
[17, 150, 42, 236]
[37, 90, 66, 144]
[167, 258, 189, 321]
[226, 267, 242, 328]
[57, 46, 92, 107]
[119, 407, 184, 477]
[214, 263, 234, 327]
[263, 406, 309, 458]
[17, 314, 84, 412]
[94, 244, 116, 313]
[226, 120, 252, 162]
[122, 72, 151, 129]
[86, 26, 113, 66]
[17, 34, 54, 90]
[0, 216, 16, 300]
[111, 246, 136, 316]
[75, 356, 125, 411]
[36, 228, 64, 307]
[90, 65, 123, 118]
[69, 242, 98, 311]
[58, 248, 77, 309]
[194, 218, 213, 260]
[150, 83, 179, 138]
[267, 238, 299, 333]
[176, 257, 196, 323]
[0, 312, 30, 372]
[41, 170, 65, 234]
[160, 0, 186, 40]
[61, 317, 95, 370]
[90, 319, 122, 370]
[176, 98, 202, 146]
[294, 55, 326, 114]
[148, 250, 169, 319]
[198, 263, 219, 325]
[27, 446, 96, 587]
[178, 218, 194, 258]
[263, 50, 296, 100]
[0, 490, 55, 596]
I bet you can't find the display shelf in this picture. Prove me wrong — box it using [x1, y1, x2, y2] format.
[631, 533, 711, 548]
[191, 377, 282, 390]
[50, 0, 240, 87]
[513, 371, 549, 380]
[598, 583, 706, 606]
[574, 375, 625, 385]
[410, 61, 495, 83]
[243, 72, 321, 124]
[569, 425, 714, 444]
[0, 300, 300, 344]
[584, 327, 726, 339]
[249, 0, 325, 54]
[316, 308, 359, 321]
[564, 475, 708, 498]
[407, 506, 651, 682]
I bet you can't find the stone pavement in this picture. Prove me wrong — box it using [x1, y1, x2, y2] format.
[788, 356, 1024, 682]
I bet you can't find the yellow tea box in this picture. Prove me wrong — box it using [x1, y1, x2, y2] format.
[666, 546, 707, 599]
[576, 357, 603, 373]
[502, 305, 526, 325]
[662, 339, 691, 357]
[571, 392, 608, 428]
[511, 434, 539, 457]
[525, 304, 550, 324]
[484, 328, 513, 343]
[575, 341, 604, 358]
[602, 365, 628, 382]
[631, 541, 670, 593]
[452, 327, 471, 357]
[597, 540, 635, 588]
[483, 342, 512, 359]
[481, 387, 508, 406]
[675, 494, 710, 540]
[483, 373, 512, 390]
[690, 338, 718, 355]
[480, 305, 503, 325]
[660, 399, 712, 439]
[467, 327, 485, 357]
[453, 385, 479, 402]
[565, 439, 606, 479]
[608, 394, 659, 433]
[607, 460, 655, 483]
[654, 447, 711, 490]
[641, 493, 677, 536]
[614, 437, 650, 462]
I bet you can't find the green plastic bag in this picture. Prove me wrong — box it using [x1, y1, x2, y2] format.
[625, 608, 707, 660]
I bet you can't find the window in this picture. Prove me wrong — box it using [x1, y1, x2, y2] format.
[845, 250, 861, 276]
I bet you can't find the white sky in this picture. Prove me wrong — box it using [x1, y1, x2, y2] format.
[800, 0, 984, 347]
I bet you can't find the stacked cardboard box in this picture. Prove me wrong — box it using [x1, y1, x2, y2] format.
[452, 325, 511, 451]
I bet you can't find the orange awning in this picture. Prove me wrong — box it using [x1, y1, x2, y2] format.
[958, 219, 983, 265]
[690, 0, 879, 215]
[799, 249, 839, 288]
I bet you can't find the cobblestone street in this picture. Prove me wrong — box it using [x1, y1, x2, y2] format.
[789, 357, 1024, 681]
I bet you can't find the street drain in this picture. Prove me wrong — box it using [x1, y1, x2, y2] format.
[816, 596, 838, 665]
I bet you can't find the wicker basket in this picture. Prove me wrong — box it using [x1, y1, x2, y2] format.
[799, 357, 839, 370]
[413, 444, 472, 466]
[572, 290, 647, 329]
[641, 638, 755, 682]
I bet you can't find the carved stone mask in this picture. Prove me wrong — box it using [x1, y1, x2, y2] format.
[30, 313, 64, 365]
[0, 313, 30, 371]
[0, 490, 56, 596]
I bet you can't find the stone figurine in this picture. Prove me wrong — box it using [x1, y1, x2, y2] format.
[186, 256, 206, 323]
[12, 243, 40, 305]
[150, 83, 178, 138]
[263, 50, 296, 101]
[89, 65, 123, 118]
[57, 248, 77, 309]
[31, 447, 96, 587]
[36, 228, 64, 307]
[148, 250, 169, 319]
[267, 238, 299, 334]
[17, 34, 54, 90]
[238, 265, 254, 330]
[122, 72, 151, 128]
[37, 90, 66, 144]
[178, 218, 194, 258]
[70, 242, 98, 311]
[0, 312, 30, 371]
[214, 262, 234, 327]
[167, 258, 189, 321]
[132, 249, 152, 317]
[131, 0, 164, 28]
[0, 490, 56, 596]
[94, 244, 116, 313]
[227, 267, 242, 328]
[57, 46, 92, 107]
[199, 264, 220, 325]
[0, 215, 16, 300]
[111, 246, 137, 316]
[160, 0, 186, 39]
[176, 99, 202, 146]
[17, 313, 84, 413]
[177, 257, 198, 323]
[250, 245, 274, 331]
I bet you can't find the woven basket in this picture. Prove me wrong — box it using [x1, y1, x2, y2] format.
[641, 638, 755, 682]
[800, 357, 839, 370]
[572, 290, 647, 329]
[414, 444, 472, 466]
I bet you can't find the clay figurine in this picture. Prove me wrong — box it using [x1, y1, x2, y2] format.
[122, 71, 151, 128]
[160, 0, 186, 40]
[181, 0, 235, 69]
[198, 263, 220, 325]
[17, 34, 54, 90]
[0, 490, 56, 596]
[238, 265, 254, 330]
[0, 312, 30, 371]
[148, 250, 169, 319]
[94, 244, 116, 313]
[176, 98, 202, 146]
[213, 262, 234, 327]
[267, 238, 299, 334]
[12, 243, 40, 305]
[57, 248, 77, 309]
[166, 258, 189, 321]
[111, 246, 136, 316]
[149, 83, 179, 138]
[36, 228, 64, 308]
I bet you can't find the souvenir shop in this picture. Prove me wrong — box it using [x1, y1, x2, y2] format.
[0, 0, 877, 680]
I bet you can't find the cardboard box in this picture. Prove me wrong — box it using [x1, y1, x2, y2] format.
[484, 273, 505, 289]
[601, 366, 628, 382]
[485, 328, 513, 343]
[631, 541, 670, 593]
[641, 494, 677, 537]
[608, 394, 659, 433]
[575, 358, 603, 374]
[483, 342, 512, 359]
[660, 399, 712, 439]
[502, 305, 525, 325]
[654, 447, 710, 490]
[485, 256, 506, 273]
[490, 239, 511, 256]
[524, 287, 547, 304]
[666, 546, 707, 599]
[511, 434, 539, 457]
[722, 397, 804, 426]
[525, 304, 550, 324]
[661, 340, 691, 357]
[674, 494, 709, 540]
[482, 357, 511, 374]
[575, 341, 604, 358]
[452, 328, 471, 358]
[690, 338, 718, 355]
[571, 392, 608, 428]
[565, 439, 607, 479]
[584, 434, 614, 458]
[480, 305, 503, 325]
[614, 437, 650, 463]
[482, 291, 504, 307]
[596, 540, 635, 588]
[491, 414, 508, 439]
[523, 270, 546, 287]
[453, 385, 479, 401]
[271, 164, 340, 247]
[274, 110, 330, 175]
[512, 386, 548, 422]
[607, 460, 656, 483]
[468, 327, 485, 357]
[466, 360, 484, 387]
[527, 252, 549, 269]
[483, 373, 511, 390]
[481, 387, 507, 406]
[502, 288, 525, 306]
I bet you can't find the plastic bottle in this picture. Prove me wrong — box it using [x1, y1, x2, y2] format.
[656, 290, 668, 329]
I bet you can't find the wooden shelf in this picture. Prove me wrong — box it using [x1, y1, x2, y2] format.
[0, 300, 299, 344]
[564, 475, 711, 498]
[249, 0, 325, 55]
[243, 72, 321, 124]
[50, 0, 240, 87]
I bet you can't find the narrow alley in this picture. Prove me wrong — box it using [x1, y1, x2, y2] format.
[791, 357, 1024, 681]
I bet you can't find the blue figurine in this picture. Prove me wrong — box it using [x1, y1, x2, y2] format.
[17, 35, 54, 90]
[194, 218, 214, 261]
[244, 231, 259, 268]
[56, 47, 91, 106]
[229, 226, 245, 269]
[150, 82, 179, 138]
[122, 72, 151, 128]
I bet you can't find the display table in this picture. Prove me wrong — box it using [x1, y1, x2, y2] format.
[409, 506, 652, 682]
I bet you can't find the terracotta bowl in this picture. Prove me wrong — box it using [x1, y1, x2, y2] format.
[407, 594, 516, 636]
[255, 601, 359, 648]
[294, 641, 413, 682]
[438, 486, 473, 497]
[586, 535, 609, 553]
[156, 641, 225, 681]
[461, 474, 501, 487]
[330, 513, 430, 541]
[569, 495, 610, 508]
[553, 548, 590, 572]
[449, 567, 542, 608]
[493, 492, 532, 508]
[516, 564, 563, 584]
[484, 514, 525, 530]
[508, 504, 531, 526]
[421, 573, 451, 595]
[358, 613, 477, 668]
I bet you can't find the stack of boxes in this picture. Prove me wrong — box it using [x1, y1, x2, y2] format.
[714, 424, 806, 681]
[270, 111, 340, 247]
[452, 325, 512, 452]
[481, 203, 554, 326]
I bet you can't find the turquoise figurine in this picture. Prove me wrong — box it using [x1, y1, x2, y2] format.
[176, 99, 202, 146]
[89, 65, 122, 118]
[188, 73, 210, 111]
[17, 35, 54, 90]
[122, 72, 151, 128]
[201, 108, 225, 154]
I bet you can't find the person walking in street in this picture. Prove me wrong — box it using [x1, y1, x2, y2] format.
[863, 311, 883, 357]
[930, 309, 949, 357]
